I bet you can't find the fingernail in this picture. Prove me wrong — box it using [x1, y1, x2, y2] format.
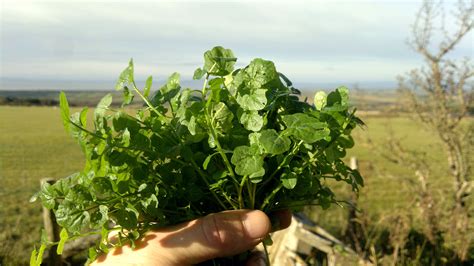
[243, 210, 270, 239]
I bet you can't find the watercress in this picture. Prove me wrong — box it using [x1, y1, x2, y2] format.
[31, 46, 363, 265]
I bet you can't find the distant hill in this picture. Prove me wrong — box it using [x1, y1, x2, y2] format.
[0, 90, 123, 107]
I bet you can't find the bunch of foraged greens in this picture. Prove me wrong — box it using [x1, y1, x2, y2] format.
[30, 46, 363, 265]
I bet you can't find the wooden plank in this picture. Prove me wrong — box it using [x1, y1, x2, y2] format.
[41, 178, 62, 266]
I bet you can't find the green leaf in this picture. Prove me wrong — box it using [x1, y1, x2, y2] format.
[30, 247, 37, 266]
[31, 243, 46, 266]
[236, 89, 267, 111]
[116, 205, 139, 230]
[55, 204, 91, 233]
[144, 76, 153, 98]
[193, 67, 205, 80]
[249, 168, 265, 183]
[314, 91, 327, 111]
[245, 58, 278, 89]
[231, 146, 264, 177]
[337, 86, 349, 107]
[282, 113, 330, 143]
[278, 72, 292, 86]
[259, 129, 291, 155]
[115, 59, 134, 90]
[203, 152, 219, 170]
[160, 73, 181, 101]
[187, 116, 197, 135]
[337, 135, 354, 148]
[91, 205, 109, 227]
[39, 182, 57, 209]
[326, 86, 349, 109]
[59, 92, 70, 133]
[122, 86, 134, 106]
[239, 110, 263, 132]
[281, 171, 297, 189]
[79, 107, 88, 127]
[88, 247, 98, 262]
[204, 46, 236, 76]
[57, 228, 68, 255]
[211, 102, 234, 133]
[248, 132, 265, 154]
[95, 93, 112, 120]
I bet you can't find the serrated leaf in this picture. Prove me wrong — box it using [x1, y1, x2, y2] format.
[239, 110, 263, 132]
[57, 228, 68, 255]
[259, 129, 291, 155]
[282, 113, 330, 143]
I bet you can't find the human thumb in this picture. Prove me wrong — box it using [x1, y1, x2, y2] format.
[93, 209, 271, 266]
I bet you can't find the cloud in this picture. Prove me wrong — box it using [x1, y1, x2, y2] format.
[1, 0, 472, 86]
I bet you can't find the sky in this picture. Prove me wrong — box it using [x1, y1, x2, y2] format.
[0, 0, 472, 90]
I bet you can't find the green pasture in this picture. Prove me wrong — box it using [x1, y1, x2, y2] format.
[0, 106, 470, 265]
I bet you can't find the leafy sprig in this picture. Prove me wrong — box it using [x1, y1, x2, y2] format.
[31, 46, 364, 265]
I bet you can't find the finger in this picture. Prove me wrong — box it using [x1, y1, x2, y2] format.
[93, 209, 271, 266]
[151, 209, 271, 265]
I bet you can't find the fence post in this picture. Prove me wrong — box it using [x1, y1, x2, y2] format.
[41, 178, 62, 266]
[350, 156, 358, 170]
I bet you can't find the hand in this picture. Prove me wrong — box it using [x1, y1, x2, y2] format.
[92, 209, 291, 266]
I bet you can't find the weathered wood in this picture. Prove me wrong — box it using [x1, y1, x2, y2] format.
[41, 178, 62, 266]
[350, 156, 358, 170]
[265, 212, 373, 266]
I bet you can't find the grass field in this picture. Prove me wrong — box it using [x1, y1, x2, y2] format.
[0, 106, 471, 265]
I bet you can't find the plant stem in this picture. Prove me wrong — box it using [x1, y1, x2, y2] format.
[131, 81, 164, 118]
[260, 183, 283, 211]
[238, 175, 248, 209]
[201, 68, 240, 191]
[189, 159, 230, 209]
[258, 140, 303, 193]
[263, 241, 271, 265]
